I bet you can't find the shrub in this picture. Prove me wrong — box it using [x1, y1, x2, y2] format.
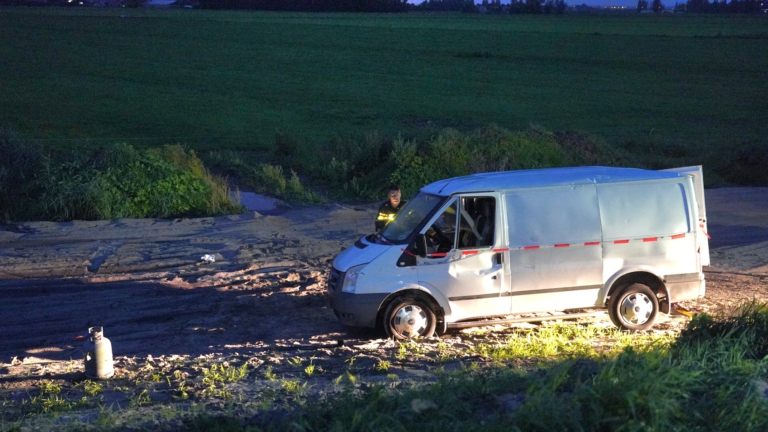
[0, 129, 48, 222]
[390, 126, 568, 198]
[0, 136, 243, 222]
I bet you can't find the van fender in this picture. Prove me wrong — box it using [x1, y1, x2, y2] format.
[600, 266, 670, 313]
[378, 283, 452, 322]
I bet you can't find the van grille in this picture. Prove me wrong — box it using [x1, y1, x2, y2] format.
[328, 267, 344, 293]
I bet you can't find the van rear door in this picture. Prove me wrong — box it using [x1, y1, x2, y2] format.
[661, 166, 709, 266]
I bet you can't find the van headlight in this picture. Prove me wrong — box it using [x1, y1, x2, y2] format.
[342, 264, 367, 293]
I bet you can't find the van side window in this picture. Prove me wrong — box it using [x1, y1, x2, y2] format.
[425, 200, 458, 255]
[458, 197, 496, 248]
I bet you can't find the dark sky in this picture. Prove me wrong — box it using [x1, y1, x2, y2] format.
[453, 0, 670, 8]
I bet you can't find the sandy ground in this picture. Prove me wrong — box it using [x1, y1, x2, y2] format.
[0, 187, 767, 427]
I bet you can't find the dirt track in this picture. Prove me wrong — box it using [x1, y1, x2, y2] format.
[1, 188, 767, 427]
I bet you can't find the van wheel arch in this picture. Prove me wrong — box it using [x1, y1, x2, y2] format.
[377, 290, 445, 336]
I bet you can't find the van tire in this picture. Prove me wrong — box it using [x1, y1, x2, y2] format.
[383, 297, 436, 340]
[609, 283, 658, 331]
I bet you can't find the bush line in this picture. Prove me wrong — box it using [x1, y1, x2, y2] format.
[3, 125, 766, 222]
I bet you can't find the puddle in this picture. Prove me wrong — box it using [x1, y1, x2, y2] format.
[232, 191, 280, 214]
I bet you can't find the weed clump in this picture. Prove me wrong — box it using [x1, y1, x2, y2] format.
[205, 150, 322, 204]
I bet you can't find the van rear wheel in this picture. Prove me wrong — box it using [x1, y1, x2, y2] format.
[609, 283, 658, 331]
[383, 297, 436, 340]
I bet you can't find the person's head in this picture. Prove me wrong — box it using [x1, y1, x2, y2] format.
[387, 184, 401, 207]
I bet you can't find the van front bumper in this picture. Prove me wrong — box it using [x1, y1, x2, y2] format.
[327, 266, 386, 328]
[330, 292, 388, 328]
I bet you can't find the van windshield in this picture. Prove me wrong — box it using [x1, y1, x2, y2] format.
[379, 192, 444, 244]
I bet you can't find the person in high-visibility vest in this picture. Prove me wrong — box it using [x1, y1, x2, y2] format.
[375, 184, 406, 231]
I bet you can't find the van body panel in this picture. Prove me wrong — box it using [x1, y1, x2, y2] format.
[510, 286, 603, 313]
[504, 184, 604, 312]
[602, 236, 698, 284]
[508, 247, 604, 307]
[418, 251, 506, 322]
[504, 185, 603, 248]
[354, 247, 417, 295]
[596, 180, 692, 241]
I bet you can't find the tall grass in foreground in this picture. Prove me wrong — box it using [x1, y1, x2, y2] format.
[186, 302, 768, 431]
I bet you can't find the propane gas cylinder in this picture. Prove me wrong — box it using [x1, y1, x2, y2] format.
[84, 326, 114, 379]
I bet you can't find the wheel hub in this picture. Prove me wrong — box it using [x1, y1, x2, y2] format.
[619, 292, 653, 325]
[393, 305, 428, 337]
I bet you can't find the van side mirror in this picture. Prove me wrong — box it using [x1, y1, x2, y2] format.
[414, 234, 427, 258]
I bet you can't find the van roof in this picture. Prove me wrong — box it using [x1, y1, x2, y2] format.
[421, 166, 687, 196]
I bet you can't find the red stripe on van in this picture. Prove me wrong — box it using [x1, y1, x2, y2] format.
[429, 252, 447, 258]
[462, 250, 478, 256]
[671, 233, 686, 239]
[493, 248, 509, 253]
[643, 237, 658, 242]
[614, 240, 629, 244]
[584, 242, 600, 246]
[554, 244, 570, 248]
[523, 246, 540, 250]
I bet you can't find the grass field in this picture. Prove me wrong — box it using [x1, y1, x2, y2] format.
[1, 8, 766, 152]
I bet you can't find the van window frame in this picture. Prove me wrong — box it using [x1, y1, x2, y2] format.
[456, 195, 497, 250]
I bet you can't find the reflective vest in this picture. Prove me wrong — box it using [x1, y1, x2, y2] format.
[375, 200, 405, 231]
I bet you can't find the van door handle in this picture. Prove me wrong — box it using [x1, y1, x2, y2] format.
[494, 253, 504, 265]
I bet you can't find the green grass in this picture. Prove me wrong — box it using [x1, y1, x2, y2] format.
[471, 322, 674, 362]
[183, 302, 768, 432]
[6, 304, 768, 430]
[0, 8, 766, 151]
[2, 8, 767, 217]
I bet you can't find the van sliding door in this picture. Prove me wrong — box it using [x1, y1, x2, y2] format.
[504, 185, 604, 313]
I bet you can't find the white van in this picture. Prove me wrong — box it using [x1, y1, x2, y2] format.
[328, 166, 708, 339]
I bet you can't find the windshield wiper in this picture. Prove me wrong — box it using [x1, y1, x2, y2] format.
[376, 232, 392, 245]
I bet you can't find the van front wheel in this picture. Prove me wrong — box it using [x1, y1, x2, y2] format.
[383, 297, 436, 340]
[609, 283, 658, 331]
